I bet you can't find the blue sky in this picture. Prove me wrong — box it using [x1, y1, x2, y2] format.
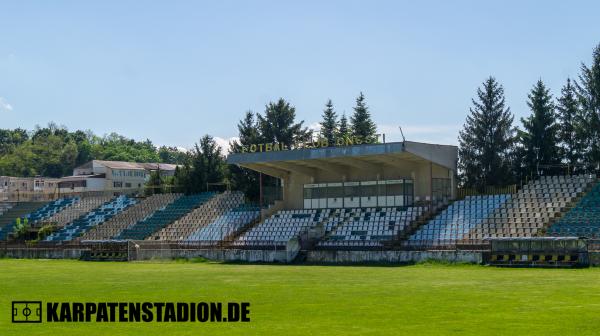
[1, 1, 599, 151]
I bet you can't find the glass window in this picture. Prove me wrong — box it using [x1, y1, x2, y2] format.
[361, 183, 378, 197]
[303, 187, 313, 199]
[313, 186, 327, 199]
[344, 184, 360, 198]
[386, 182, 404, 196]
[328, 185, 344, 198]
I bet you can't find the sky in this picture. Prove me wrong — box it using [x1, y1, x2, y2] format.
[1, 1, 599, 152]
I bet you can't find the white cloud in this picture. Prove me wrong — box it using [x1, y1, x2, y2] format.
[378, 123, 461, 145]
[308, 122, 321, 133]
[214, 136, 240, 155]
[0, 97, 13, 112]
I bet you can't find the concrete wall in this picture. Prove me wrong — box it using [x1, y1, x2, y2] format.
[1, 248, 86, 259]
[588, 252, 600, 266]
[307, 250, 483, 264]
[134, 248, 290, 263]
[1, 247, 482, 264]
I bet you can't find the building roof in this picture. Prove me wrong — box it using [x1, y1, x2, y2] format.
[0, 176, 61, 181]
[59, 174, 106, 181]
[76, 160, 178, 171]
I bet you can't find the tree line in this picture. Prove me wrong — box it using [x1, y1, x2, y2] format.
[0, 123, 188, 178]
[459, 43, 600, 190]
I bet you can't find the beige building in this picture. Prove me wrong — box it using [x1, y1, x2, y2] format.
[0, 176, 60, 201]
[58, 160, 178, 193]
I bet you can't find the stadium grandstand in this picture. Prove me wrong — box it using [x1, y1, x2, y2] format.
[0, 139, 599, 266]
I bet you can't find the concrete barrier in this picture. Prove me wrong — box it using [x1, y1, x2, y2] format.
[1, 246, 482, 264]
[306, 250, 483, 264]
[133, 248, 289, 263]
[1, 248, 86, 259]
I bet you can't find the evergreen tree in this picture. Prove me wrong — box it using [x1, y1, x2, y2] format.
[146, 170, 164, 194]
[458, 77, 517, 189]
[173, 135, 225, 194]
[556, 78, 583, 169]
[575, 43, 600, 172]
[319, 99, 338, 145]
[199, 135, 225, 185]
[350, 92, 377, 140]
[228, 111, 261, 201]
[520, 80, 559, 176]
[337, 113, 350, 139]
[257, 98, 311, 147]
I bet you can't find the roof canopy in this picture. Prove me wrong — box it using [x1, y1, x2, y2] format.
[227, 141, 457, 178]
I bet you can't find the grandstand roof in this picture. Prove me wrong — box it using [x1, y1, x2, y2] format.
[227, 141, 457, 177]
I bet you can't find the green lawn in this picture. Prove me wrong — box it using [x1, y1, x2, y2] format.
[1, 259, 600, 335]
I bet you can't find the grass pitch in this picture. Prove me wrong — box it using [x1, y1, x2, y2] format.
[1, 259, 600, 335]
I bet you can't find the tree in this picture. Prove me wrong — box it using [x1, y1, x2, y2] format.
[0, 124, 176, 178]
[0, 128, 28, 156]
[575, 43, 600, 172]
[556, 78, 584, 169]
[90, 133, 160, 163]
[350, 92, 377, 140]
[337, 113, 350, 139]
[158, 146, 188, 164]
[519, 80, 559, 176]
[257, 98, 311, 147]
[174, 135, 226, 194]
[146, 170, 164, 194]
[228, 111, 261, 201]
[199, 135, 226, 186]
[319, 99, 338, 145]
[458, 77, 517, 189]
[173, 160, 193, 194]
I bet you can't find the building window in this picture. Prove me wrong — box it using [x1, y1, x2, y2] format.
[125, 182, 131, 188]
[113, 182, 123, 188]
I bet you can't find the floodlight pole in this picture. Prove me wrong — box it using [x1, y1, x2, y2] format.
[398, 126, 406, 150]
[398, 126, 406, 142]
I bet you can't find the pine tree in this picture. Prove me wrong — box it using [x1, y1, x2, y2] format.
[228, 111, 261, 201]
[556, 78, 583, 169]
[520, 80, 559, 176]
[350, 92, 377, 140]
[146, 170, 164, 194]
[319, 99, 338, 146]
[199, 135, 225, 185]
[257, 98, 311, 147]
[174, 135, 225, 194]
[575, 43, 600, 172]
[458, 77, 517, 189]
[337, 113, 349, 139]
